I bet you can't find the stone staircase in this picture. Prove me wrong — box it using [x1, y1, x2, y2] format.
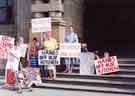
[37, 58, 135, 95]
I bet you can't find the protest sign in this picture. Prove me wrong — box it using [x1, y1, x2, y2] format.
[95, 56, 119, 75]
[19, 44, 28, 57]
[31, 17, 51, 33]
[0, 35, 14, 59]
[59, 43, 81, 58]
[38, 50, 60, 65]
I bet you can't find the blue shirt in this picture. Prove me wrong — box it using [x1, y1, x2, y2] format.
[65, 32, 78, 43]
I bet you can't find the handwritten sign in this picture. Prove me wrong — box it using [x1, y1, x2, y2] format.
[95, 56, 119, 75]
[38, 50, 60, 65]
[60, 43, 81, 58]
[31, 17, 52, 33]
[0, 35, 14, 59]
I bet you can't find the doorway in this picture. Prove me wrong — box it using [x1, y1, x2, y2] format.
[83, 0, 135, 57]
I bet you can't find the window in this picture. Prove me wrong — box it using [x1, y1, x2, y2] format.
[0, 0, 13, 24]
[43, 12, 49, 17]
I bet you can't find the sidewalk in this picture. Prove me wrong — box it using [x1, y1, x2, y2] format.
[0, 76, 133, 96]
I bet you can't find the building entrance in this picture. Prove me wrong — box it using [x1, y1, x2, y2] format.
[83, 0, 135, 57]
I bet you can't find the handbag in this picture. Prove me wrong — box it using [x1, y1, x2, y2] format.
[6, 66, 14, 84]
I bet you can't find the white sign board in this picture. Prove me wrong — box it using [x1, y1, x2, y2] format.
[31, 17, 51, 33]
[0, 35, 14, 59]
[60, 43, 81, 58]
[19, 44, 28, 57]
[38, 50, 60, 65]
[95, 56, 119, 75]
[80, 52, 95, 75]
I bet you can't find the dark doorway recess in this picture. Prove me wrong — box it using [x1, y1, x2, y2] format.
[83, 0, 135, 57]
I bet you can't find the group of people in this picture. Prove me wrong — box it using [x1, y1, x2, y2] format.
[5, 25, 81, 87]
[95, 51, 110, 60]
[27, 26, 80, 79]
[5, 24, 112, 91]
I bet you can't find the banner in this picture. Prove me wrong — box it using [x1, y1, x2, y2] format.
[59, 43, 81, 58]
[31, 17, 51, 33]
[38, 50, 60, 65]
[0, 35, 14, 59]
[95, 56, 119, 75]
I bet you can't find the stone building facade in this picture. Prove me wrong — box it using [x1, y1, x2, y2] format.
[0, 0, 84, 42]
[0, 0, 84, 71]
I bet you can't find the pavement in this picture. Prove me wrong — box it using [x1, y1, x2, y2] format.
[0, 77, 134, 96]
[0, 88, 134, 96]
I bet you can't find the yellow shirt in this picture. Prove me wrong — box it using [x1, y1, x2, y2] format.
[44, 38, 58, 50]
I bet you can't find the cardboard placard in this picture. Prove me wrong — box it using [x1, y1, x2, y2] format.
[31, 17, 51, 33]
[95, 56, 119, 75]
[60, 43, 81, 58]
[38, 50, 60, 65]
[0, 35, 14, 59]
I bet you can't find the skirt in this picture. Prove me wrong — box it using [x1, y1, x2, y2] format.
[62, 58, 80, 65]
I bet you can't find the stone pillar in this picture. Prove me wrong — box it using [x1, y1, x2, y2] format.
[49, 0, 65, 42]
[15, 0, 32, 43]
[52, 20, 66, 42]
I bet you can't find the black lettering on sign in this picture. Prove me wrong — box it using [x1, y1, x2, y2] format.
[49, 56, 52, 59]
[52, 56, 57, 59]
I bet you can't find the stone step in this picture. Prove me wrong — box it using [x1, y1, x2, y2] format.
[118, 58, 135, 61]
[119, 64, 135, 70]
[109, 69, 135, 75]
[72, 65, 135, 74]
[118, 61, 135, 64]
[36, 83, 135, 94]
[42, 77, 135, 89]
[73, 64, 135, 70]
[56, 73, 135, 82]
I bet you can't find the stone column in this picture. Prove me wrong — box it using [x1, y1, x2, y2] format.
[49, 0, 65, 42]
[15, 0, 32, 43]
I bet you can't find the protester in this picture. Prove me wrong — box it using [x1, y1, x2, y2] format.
[94, 50, 100, 60]
[103, 51, 110, 58]
[81, 43, 88, 52]
[5, 39, 21, 86]
[25, 68, 42, 88]
[44, 32, 58, 80]
[39, 33, 47, 78]
[63, 26, 79, 73]
[18, 36, 24, 45]
[27, 37, 39, 68]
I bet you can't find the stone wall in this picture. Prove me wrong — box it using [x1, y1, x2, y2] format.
[63, 0, 84, 40]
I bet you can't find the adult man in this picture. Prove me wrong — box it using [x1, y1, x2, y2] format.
[44, 32, 58, 80]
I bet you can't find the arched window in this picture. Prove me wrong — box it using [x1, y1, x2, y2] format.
[0, 0, 13, 24]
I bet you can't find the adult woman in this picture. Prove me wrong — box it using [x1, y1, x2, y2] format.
[27, 37, 39, 68]
[63, 26, 79, 73]
[5, 39, 21, 85]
